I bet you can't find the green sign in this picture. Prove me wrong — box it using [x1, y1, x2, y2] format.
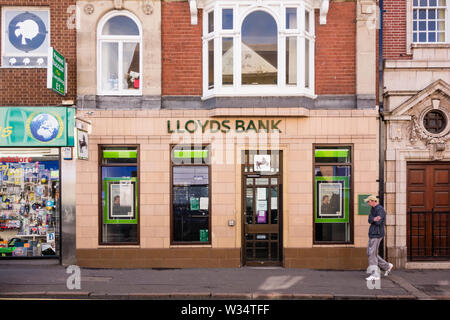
[200, 229, 209, 242]
[47, 47, 67, 96]
[0, 107, 75, 147]
[103, 150, 137, 159]
[190, 197, 200, 211]
[358, 194, 372, 215]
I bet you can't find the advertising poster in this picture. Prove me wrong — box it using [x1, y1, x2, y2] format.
[314, 176, 349, 223]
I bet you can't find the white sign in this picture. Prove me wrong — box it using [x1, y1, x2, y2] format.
[254, 155, 271, 172]
[1, 8, 50, 67]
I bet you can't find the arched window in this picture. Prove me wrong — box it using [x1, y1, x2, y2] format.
[97, 11, 142, 95]
[241, 11, 278, 85]
[203, 1, 315, 99]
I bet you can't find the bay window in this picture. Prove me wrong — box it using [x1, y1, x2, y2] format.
[203, 1, 315, 98]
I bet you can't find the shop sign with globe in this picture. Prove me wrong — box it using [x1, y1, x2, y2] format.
[26, 113, 64, 143]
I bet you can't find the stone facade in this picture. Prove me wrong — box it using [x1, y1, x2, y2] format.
[383, 0, 450, 268]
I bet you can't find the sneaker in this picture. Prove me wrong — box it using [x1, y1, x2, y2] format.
[384, 263, 394, 276]
[366, 275, 380, 281]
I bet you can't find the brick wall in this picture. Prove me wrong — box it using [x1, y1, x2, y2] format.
[162, 1, 202, 96]
[315, 1, 356, 95]
[383, 0, 410, 59]
[0, 0, 76, 106]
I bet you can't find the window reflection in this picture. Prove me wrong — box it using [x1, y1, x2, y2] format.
[241, 11, 278, 85]
[102, 16, 140, 36]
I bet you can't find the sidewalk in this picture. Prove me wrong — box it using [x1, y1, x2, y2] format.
[0, 264, 449, 300]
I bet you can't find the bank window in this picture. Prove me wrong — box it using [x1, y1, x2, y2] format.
[313, 146, 353, 244]
[100, 146, 139, 245]
[171, 145, 210, 244]
[413, 0, 448, 43]
[1, 7, 50, 67]
[203, 1, 315, 98]
[97, 11, 142, 95]
[0, 148, 60, 257]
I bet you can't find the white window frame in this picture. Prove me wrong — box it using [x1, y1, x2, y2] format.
[411, 0, 449, 44]
[97, 10, 143, 96]
[202, 0, 315, 100]
[1, 7, 51, 68]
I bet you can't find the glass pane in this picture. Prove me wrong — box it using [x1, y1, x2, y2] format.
[208, 11, 214, 33]
[437, 9, 445, 19]
[102, 147, 137, 165]
[414, 0, 418, 6]
[102, 16, 139, 35]
[256, 188, 268, 224]
[428, 21, 436, 30]
[101, 42, 118, 92]
[420, 0, 427, 6]
[222, 9, 233, 29]
[102, 166, 138, 243]
[246, 178, 253, 186]
[270, 242, 278, 260]
[419, 9, 426, 19]
[428, 9, 436, 19]
[438, 32, 445, 42]
[305, 10, 310, 32]
[208, 40, 214, 89]
[419, 32, 427, 41]
[173, 166, 208, 185]
[246, 188, 253, 224]
[255, 178, 269, 185]
[438, 21, 445, 30]
[172, 145, 210, 165]
[173, 185, 209, 242]
[222, 37, 233, 85]
[122, 42, 140, 90]
[430, 0, 437, 5]
[315, 146, 351, 163]
[286, 8, 297, 29]
[419, 21, 426, 31]
[270, 187, 278, 224]
[0, 152, 60, 257]
[305, 38, 310, 88]
[241, 11, 278, 85]
[315, 223, 349, 242]
[286, 37, 297, 85]
[429, 32, 436, 42]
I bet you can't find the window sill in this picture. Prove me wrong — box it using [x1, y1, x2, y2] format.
[312, 244, 355, 247]
[411, 43, 450, 49]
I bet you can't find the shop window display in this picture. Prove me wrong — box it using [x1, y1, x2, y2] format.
[0, 150, 60, 257]
[171, 145, 210, 244]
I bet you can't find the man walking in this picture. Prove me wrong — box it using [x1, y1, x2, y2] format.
[365, 195, 393, 281]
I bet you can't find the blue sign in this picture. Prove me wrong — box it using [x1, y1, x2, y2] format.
[8, 12, 47, 52]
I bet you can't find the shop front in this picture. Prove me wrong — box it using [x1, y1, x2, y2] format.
[76, 108, 379, 270]
[0, 107, 75, 263]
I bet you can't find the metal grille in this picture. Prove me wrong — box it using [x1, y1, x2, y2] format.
[408, 209, 450, 260]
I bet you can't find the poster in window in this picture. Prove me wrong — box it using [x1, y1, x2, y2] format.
[77, 129, 88, 160]
[110, 182, 133, 218]
[314, 176, 349, 223]
[254, 155, 271, 172]
[103, 178, 138, 224]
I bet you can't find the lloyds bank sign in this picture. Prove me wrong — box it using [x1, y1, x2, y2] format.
[167, 119, 282, 134]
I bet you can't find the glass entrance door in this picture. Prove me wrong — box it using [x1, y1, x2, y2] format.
[242, 150, 282, 266]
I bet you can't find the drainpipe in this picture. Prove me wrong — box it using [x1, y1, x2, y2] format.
[378, 0, 387, 259]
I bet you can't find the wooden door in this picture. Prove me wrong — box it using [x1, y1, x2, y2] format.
[407, 162, 450, 260]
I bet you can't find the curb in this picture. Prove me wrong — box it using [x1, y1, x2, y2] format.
[0, 292, 434, 300]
